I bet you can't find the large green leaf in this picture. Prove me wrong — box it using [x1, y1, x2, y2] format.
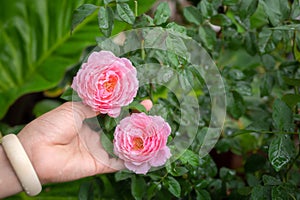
[268, 134, 296, 172]
[0, 0, 100, 119]
[0, 0, 155, 119]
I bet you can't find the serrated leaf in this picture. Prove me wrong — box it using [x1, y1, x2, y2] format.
[268, 134, 296, 172]
[116, 3, 135, 24]
[272, 99, 294, 131]
[154, 2, 171, 25]
[164, 176, 181, 197]
[131, 175, 146, 200]
[271, 184, 297, 200]
[98, 6, 114, 37]
[239, 0, 259, 19]
[260, 0, 290, 26]
[260, 73, 274, 97]
[262, 175, 281, 186]
[291, 0, 300, 20]
[180, 149, 199, 167]
[250, 185, 265, 200]
[183, 6, 202, 25]
[72, 4, 98, 31]
[258, 28, 275, 54]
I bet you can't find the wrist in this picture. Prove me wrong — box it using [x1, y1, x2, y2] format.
[0, 143, 23, 198]
[1, 134, 42, 196]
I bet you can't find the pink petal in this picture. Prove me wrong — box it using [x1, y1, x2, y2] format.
[125, 162, 151, 175]
[149, 147, 171, 167]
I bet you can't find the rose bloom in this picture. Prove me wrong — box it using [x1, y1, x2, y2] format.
[71, 51, 138, 117]
[113, 113, 171, 174]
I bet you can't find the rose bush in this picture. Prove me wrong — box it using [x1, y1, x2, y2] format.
[71, 50, 138, 117]
[113, 113, 171, 174]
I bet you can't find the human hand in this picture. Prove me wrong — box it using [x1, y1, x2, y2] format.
[17, 102, 124, 184]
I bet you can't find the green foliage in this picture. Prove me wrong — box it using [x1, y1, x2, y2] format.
[2, 0, 300, 199]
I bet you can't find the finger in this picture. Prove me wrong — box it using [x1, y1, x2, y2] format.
[80, 125, 125, 172]
[71, 102, 98, 120]
[140, 99, 153, 111]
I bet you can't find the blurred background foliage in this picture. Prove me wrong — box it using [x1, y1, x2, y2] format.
[1, 0, 300, 199]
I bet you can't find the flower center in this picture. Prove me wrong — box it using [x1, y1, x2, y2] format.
[132, 137, 144, 151]
[103, 75, 118, 92]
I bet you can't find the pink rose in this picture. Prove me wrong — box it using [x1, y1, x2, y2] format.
[71, 51, 139, 117]
[113, 113, 171, 174]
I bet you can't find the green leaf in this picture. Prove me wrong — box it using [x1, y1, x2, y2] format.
[291, 0, 300, 20]
[282, 94, 300, 108]
[196, 189, 211, 200]
[183, 6, 202, 25]
[294, 32, 300, 62]
[210, 14, 232, 26]
[239, 0, 259, 19]
[180, 149, 199, 167]
[283, 77, 300, 86]
[128, 101, 147, 113]
[78, 181, 94, 200]
[154, 2, 171, 25]
[271, 184, 297, 200]
[98, 6, 114, 37]
[244, 31, 257, 55]
[260, 0, 290, 26]
[198, 25, 217, 51]
[260, 73, 274, 97]
[227, 91, 246, 119]
[60, 87, 81, 101]
[104, 0, 114, 5]
[250, 1, 268, 29]
[116, 3, 135, 24]
[114, 171, 133, 181]
[272, 99, 294, 131]
[71, 4, 98, 31]
[262, 175, 281, 186]
[219, 167, 236, 181]
[33, 99, 62, 117]
[268, 134, 296, 172]
[0, 0, 100, 119]
[223, 0, 239, 6]
[163, 176, 181, 197]
[131, 175, 146, 200]
[258, 28, 275, 54]
[0, 0, 155, 119]
[146, 182, 161, 200]
[250, 185, 266, 200]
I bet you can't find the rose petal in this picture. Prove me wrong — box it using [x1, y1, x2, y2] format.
[149, 147, 171, 167]
[124, 161, 151, 175]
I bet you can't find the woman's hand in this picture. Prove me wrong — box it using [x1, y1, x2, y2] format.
[17, 102, 124, 184]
